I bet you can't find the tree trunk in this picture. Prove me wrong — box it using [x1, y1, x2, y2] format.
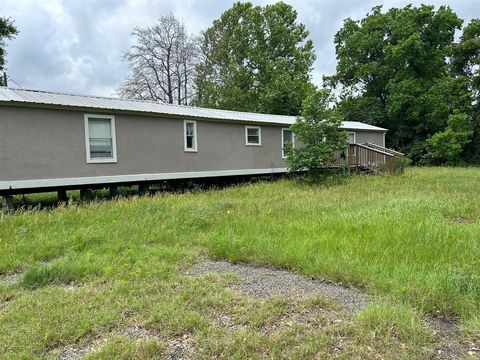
[166, 49, 173, 104]
[184, 61, 188, 105]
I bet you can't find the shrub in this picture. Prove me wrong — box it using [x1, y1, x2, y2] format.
[427, 111, 473, 165]
[285, 89, 348, 175]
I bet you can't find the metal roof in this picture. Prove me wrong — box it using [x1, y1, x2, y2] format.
[0, 87, 387, 131]
[340, 121, 387, 131]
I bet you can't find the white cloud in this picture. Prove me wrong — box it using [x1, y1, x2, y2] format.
[1, 0, 477, 96]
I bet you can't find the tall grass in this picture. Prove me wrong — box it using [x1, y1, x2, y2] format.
[2, 168, 479, 318]
[0, 167, 479, 357]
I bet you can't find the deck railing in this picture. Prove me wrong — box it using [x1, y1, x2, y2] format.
[363, 142, 405, 157]
[332, 143, 405, 174]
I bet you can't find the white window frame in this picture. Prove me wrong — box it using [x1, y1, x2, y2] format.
[281, 128, 295, 159]
[84, 114, 117, 164]
[245, 126, 261, 146]
[347, 131, 357, 157]
[184, 120, 197, 152]
[347, 132, 356, 144]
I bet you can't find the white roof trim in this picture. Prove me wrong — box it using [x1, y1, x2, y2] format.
[0, 87, 388, 131]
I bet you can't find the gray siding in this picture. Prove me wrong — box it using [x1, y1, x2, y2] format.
[0, 106, 287, 181]
[0, 106, 387, 184]
[353, 131, 385, 147]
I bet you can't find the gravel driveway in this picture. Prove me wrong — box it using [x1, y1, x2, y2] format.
[187, 259, 369, 313]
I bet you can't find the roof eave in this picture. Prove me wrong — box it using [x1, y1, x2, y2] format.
[341, 126, 388, 132]
[0, 100, 294, 126]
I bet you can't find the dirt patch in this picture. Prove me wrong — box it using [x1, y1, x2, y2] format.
[55, 338, 108, 360]
[260, 301, 344, 336]
[1, 260, 58, 286]
[62, 284, 80, 292]
[429, 313, 480, 359]
[212, 314, 248, 333]
[187, 260, 369, 313]
[445, 214, 480, 225]
[56, 348, 88, 360]
[0, 272, 22, 285]
[164, 334, 196, 360]
[53, 326, 194, 360]
[122, 326, 195, 359]
[122, 324, 161, 342]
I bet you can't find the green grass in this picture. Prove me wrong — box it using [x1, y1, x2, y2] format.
[0, 167, 479, 358]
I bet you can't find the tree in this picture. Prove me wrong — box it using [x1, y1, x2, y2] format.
[119, 14, 199, 105]
[452, 19, 480, 163]
[336, 96, 385, 126]
[194, 1, 315, 116]
[452, 19, 480, 102]
[427, 111, 473, 165]
[328, 5, 468, 162]
[0, 16, 18, 86]
[285, 88, 347, 173]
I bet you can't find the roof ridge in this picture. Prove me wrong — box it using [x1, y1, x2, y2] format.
[3, 86, 297, 119]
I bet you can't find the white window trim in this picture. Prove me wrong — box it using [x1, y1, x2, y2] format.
[281, 128, 295, 159]
[245, 126, 261, 146]
[184, 120, 197, 152]
[348, 131, 356, 144]
[84, 114, 117, 164]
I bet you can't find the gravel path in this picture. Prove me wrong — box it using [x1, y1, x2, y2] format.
[187, 260, 369, 313]
[188, 259, 480, 359]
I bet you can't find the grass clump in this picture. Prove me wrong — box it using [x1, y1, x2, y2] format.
[85, 336, 165, 360]
[354, 302, 431, 346]
[20, 262, 90, 289]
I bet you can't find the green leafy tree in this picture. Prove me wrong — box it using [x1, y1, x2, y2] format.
[427, 111, 473, 164]
[336, 96, 385, 126]
[327, 5, 468, 162]
[452, 19, 480, 163]
[194, 1, 315, 115]
[285, 89, 347, 173]
[0, 16, 18, 86]
[452, 19, 480, 101]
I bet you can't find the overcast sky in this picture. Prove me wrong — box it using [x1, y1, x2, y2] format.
[1, 0, 478, 96]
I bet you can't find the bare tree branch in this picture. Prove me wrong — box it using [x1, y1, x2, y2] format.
[118, 13, 200, 105]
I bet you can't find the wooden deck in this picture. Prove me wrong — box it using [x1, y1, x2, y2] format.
[332, 143, 405, 174]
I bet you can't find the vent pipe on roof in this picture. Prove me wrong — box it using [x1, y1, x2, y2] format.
[2, 72, 7, 87]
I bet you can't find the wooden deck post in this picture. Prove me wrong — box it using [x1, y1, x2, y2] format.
[80, 189, 93, 202]
[1, 195, 14, 210]
[57, 189, 68, 203]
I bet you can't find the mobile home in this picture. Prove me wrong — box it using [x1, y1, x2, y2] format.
[0, 87, 390, 203]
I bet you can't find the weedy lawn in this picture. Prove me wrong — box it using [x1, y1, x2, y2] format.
[0, 167, 479, 359]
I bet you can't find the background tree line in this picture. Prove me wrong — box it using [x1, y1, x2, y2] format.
[328, 5, 480, 165]
[0, 15, 18, 86]
[1, 3, 479, 165]
[119, 2, 315, 116]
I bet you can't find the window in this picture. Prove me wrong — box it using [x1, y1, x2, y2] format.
[245, 126, 261, 146]
[84, 114, 117, 163]
[184, 120, 197, 152]
[348, 132, 356, 144]
[282, 128, 294, 158]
